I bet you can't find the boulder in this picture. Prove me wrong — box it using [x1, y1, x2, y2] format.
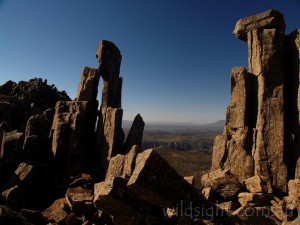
[238, 192, 275, 207]
[42, 198, 69, 224]
[244, 175, 273, 193]
[105, 154, 125, 180]
[65, 187, 94, 214]
[284, 179, 300, 210]
[270, 198, 296, 222]
[233, 9, 285, 41]
[105, 145, 141, 180]
[201, 169, 243, 201]
[127, 149, 215, 219]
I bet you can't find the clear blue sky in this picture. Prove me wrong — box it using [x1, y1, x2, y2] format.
[0, 1, 299, 124]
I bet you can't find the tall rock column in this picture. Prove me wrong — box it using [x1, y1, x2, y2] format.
[234, 9, 287, 192]
[212, 67, 254, 182]
[95, 40, 124, 175]
[50, 66, 100, 179]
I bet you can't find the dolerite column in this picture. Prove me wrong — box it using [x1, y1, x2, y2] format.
[211, 67, 255, 183]
[233, 10, 287, 192]
[95, 40, 124, 174]
[249, 28, 287, 192]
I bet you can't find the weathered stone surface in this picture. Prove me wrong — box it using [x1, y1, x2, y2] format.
[105, 154, 125, 180]
[233, 9, 285, 41]
[245, 175, 273, 193]
[77, 67, 100, 101]
[105, 145, 142, 180]
[123, 145, 141, 178]
[123, 114, 145, 154]
[211, 67, 254, 184]
[1, 185, 25, 211]
[270, 198, 296, 222]
[65, 187, 94, 214]
[211, 134, 226, 170]
[238, 192, 275, 207]
[42, 198, 69, 224]
[248, 27, 287, 192]
[0, 205, 34, 225]
[99, 107, 124, 173]
[226, 67, 249, 129]
[128, 149, 211, 211]
[201, 169, 242, 201]
[51, 100, 98, 178]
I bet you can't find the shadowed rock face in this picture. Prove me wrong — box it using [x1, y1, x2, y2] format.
[0, 78, 70, 131]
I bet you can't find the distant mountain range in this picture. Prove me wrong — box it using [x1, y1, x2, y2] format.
[123, 120, 225, 132]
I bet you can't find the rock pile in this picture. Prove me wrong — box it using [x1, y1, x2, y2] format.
[0, 41, 217, 224]
[202, 9, 300, 224]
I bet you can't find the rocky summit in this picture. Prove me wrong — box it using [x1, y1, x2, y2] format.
[0, 9, 299, 225]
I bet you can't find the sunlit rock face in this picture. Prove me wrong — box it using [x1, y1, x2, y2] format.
[211, 9, 300, 194]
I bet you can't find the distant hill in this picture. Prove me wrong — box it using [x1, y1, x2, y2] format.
[123, 120, 225, 132]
